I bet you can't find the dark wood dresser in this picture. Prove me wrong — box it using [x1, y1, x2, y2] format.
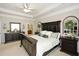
[5, 33, 20, 43]
[60, 36, 78, 56]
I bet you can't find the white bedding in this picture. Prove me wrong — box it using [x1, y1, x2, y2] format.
[30, 35, 60, 56]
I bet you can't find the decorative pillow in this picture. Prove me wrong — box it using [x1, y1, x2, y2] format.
[45, 31, 53, 38]
[52, 33, 57, 38]
[38, 33, 41, 36]
[40, 31, 47, 36]
[42, 35, 48, 38]
[52, 33, 60, 39]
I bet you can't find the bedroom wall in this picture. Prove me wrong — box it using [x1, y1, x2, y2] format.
[0, 14, 36, 43]
[35, 8, 79, 35]
[0, 16, 35, 34]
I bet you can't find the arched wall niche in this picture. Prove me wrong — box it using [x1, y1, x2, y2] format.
[62, 16, 79, 36]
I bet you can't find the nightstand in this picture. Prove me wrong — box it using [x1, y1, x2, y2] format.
[60, 36, 78, 56]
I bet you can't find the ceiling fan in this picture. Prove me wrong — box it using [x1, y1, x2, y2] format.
[23, 3, 33, 13]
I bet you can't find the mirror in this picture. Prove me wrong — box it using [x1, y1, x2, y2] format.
[10, 22, 21, 32]
[63, 16, 78, 36]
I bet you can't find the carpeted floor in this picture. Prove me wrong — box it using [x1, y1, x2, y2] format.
[47, 47, 69, 56]
[0, 41, 70, 56]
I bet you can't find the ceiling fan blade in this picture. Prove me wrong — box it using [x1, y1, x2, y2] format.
[24, 3, 29, 9]
[23, 3, 35, 13]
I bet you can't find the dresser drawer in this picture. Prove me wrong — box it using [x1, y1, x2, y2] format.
[62, 43, 76, 50]
[60, 37, 78, 55]
[62, 39, 77, 44]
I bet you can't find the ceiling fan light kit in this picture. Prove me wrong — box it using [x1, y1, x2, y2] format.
[24, 9, 31, 13]
[23, 3, 32, 13]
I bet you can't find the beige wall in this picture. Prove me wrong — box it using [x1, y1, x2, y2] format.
[0, 16, 35, 34]
[0, 15, 36, 43]
[1, 6, 79, 43]
[35, 8, 79, 35]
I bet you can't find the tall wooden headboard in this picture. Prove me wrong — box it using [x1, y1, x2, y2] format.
[42, 21, 61, 32]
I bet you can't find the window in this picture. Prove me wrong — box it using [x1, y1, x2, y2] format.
[10, 22, 21, 32]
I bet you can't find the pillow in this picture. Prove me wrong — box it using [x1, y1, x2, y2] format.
[42, 35, 48, 38]
[52, 33, 58, 38]
[38, 33, 41, 36]
[45, 31, 53, 38]
[52, 33, 60, 39]
[40, 31, 47, 36]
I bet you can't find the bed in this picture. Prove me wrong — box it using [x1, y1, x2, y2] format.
[30, 33, 60, 56]
[20, 21, 61, 56]
[20, 32, 60, 56]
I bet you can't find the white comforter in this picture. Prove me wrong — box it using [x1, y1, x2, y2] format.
[30, 35, 60, 56]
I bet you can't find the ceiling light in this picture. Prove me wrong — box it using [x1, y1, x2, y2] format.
[24, 9, 31, 13]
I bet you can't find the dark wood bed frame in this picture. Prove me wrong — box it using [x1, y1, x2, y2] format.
[20, 21, 61, 56]
[20, 34, 37, 56]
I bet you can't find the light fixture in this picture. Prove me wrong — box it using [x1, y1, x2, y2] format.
[24, 9, 31, 13]
[23, 3, 31, 13]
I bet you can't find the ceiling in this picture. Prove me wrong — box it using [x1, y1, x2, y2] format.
[0, 3, 79, 18]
